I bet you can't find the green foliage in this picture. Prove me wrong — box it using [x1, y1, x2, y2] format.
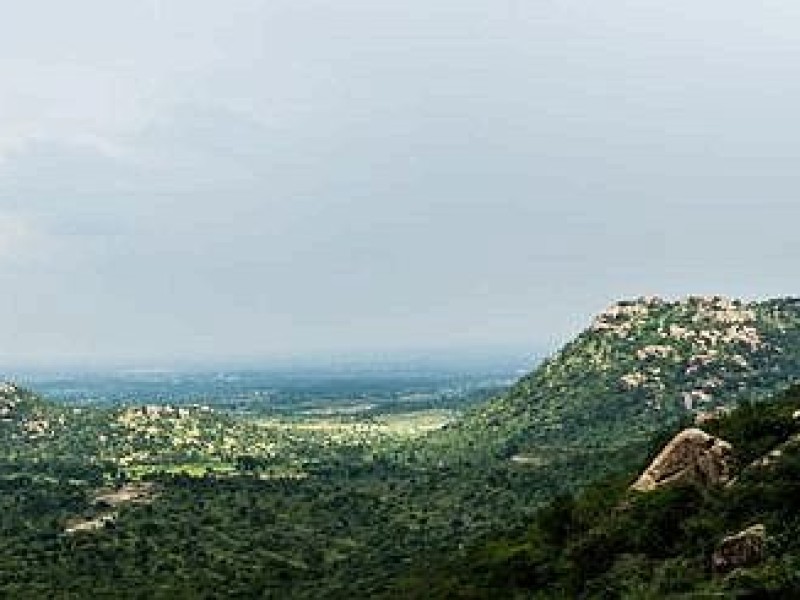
[402, 383, 800, 599]
[705, 392, 800, 467]
[3, 296, 800, 597]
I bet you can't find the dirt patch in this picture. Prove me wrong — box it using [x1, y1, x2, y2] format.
[65, 514, 116, 535]
[65, 482, 159, 535]
[92, 482, 158, 508]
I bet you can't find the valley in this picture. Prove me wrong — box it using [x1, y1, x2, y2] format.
[3, 296, 800, 598]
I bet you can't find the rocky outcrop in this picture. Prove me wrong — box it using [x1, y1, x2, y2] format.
[0, 382, 23, 421]
[631, 428, 734, 492]
[712, 524, 767, 573]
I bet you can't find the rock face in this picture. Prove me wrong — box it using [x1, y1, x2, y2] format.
[712, 524, 767, 573]
[631, 428, 734, 492]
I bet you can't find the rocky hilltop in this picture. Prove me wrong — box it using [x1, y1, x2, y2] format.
[452, 295, 800, 462]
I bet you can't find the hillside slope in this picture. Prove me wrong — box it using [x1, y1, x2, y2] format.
[399, 384, 800, 598]
[3, 295, 800, 598]
[442, 296, 800, 465]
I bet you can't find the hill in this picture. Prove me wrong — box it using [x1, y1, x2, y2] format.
[399, 384, 800, 598]
[2, 295, 800, 597]
[437, 296, 800, 468]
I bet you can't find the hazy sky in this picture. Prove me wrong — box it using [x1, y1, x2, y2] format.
[1, 1, 799, 365]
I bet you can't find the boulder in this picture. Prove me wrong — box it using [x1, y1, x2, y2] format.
[631, 428, 734, 492]
[712, 524, 767, 573]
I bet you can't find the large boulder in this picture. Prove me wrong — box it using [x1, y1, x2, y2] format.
[712, 524, 767, 573]
[631, 428, 734, 492]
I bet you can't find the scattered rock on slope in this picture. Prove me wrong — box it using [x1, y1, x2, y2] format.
[0, 382, 24, 420]
[631, 428, 734, 492]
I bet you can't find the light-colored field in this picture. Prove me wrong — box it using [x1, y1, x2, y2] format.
[256, 409, 457, 439]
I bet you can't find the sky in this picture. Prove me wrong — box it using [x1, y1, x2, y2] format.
[1, 1, 800, 366]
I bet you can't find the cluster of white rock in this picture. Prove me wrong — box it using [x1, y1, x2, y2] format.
[620, 371, 648, 390]
[0, 383, 57, 439]
[599, 296, 779, 411]
[0, 382, 21, 395]
[674, 297, 764, 351]
[22, 418, 51, 438]
[591, 296, 762, 344]
[684, 295, 755, 324]
[0, 382, 22, 420]
[590, 297, 663, 336]
[661, 322, 764, 352]
[636, 345, 674, 360]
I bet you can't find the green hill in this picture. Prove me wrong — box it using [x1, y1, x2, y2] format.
[3, 295, 800, 597]
[438, 296, 800, 466]
[399, 384, 800, 598]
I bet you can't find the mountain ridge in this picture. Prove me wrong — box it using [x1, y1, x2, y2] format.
[440, 295, 800, 465]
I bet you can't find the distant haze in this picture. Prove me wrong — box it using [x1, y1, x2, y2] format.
[1, 1, 799, 366]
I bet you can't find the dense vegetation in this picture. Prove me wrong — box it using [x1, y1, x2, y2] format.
[401, 384, 800, 598]
[2, 295, 800, 597]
